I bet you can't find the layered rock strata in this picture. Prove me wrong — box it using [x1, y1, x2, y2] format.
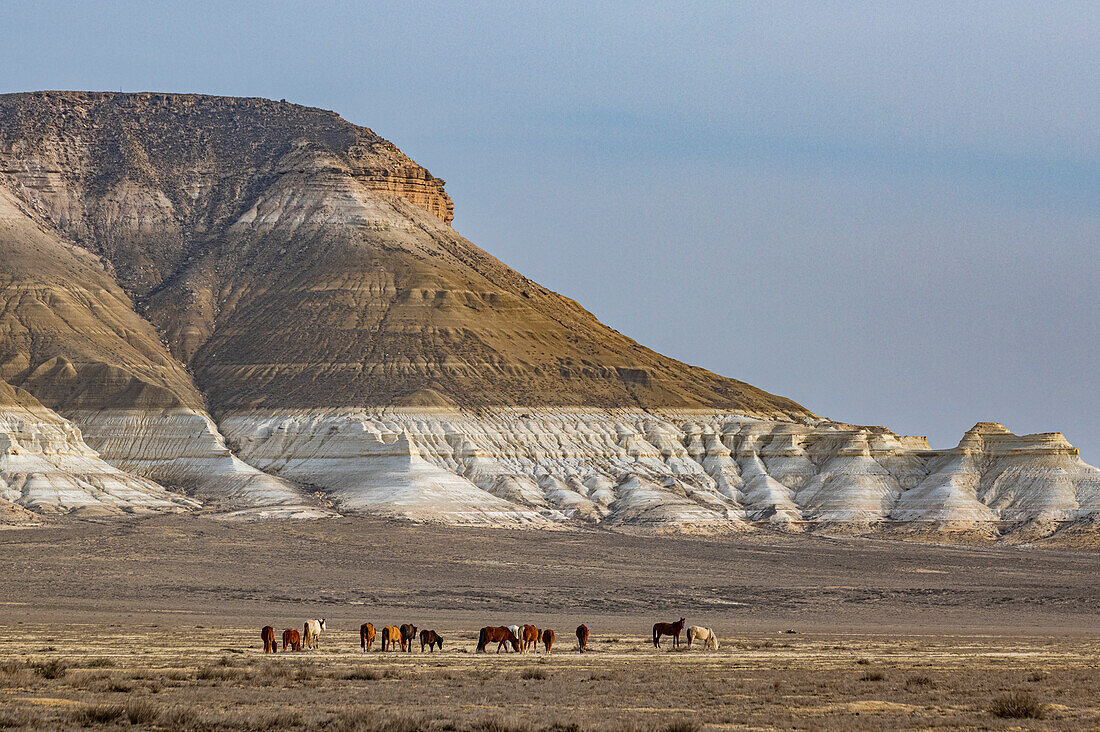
[220, 411, 1100, 529]
[0, 91, 1095, 531]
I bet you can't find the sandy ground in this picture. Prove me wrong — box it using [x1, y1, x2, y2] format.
[0, 516, 1097, 729]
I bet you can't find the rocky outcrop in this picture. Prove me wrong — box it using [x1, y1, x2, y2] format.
[0, 378, 198, 516]
[219, 410, 1100, 529]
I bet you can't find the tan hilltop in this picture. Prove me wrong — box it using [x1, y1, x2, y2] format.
[0, 91, 1096, 538]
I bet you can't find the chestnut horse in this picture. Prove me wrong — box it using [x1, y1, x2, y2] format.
[521, 625, 540, 654]
[261, 625, 277, 653]
[541, 628, 555, 655]
[652, 618, 686, 648]
[282, 628, 301, 651]
[477, 626, 520, 653]
[400, 624, 418, 653]
[576, 624, 589, 652]
[420, 629, 443, 652]
[381, 625, 402, 651]
[360, 623, 375, 651]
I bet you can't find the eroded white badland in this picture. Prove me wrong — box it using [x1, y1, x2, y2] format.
[208, 410, 1100, 530]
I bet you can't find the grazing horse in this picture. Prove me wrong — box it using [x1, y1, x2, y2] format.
[282, 628, 301, 652]
[399, 624, 418, 653]
[541, 628, 555, 655]
[261, 625, 277, 653]
[360, 623, 375, 651]
[521, 625, 540, 654]
[686, 626, 719, 651]
[576, 624, 589, 653]
[381, 625, 402, 651]
[303, 618, 326, 650]
[477, 626, 520, 653]
[652, 618, 686, 648]
[508, 625, 521, 642]
[419, 629, 443, 652]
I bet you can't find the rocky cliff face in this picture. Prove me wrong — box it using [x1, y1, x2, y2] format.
[0, 91, 1095, 537]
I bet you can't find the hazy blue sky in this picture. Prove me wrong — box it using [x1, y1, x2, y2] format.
[3, 2, 1097, 458]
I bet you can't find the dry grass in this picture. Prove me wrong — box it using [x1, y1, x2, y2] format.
[0, 627, 1093, 730]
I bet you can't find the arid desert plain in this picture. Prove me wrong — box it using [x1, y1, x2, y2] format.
[0, 517, 1097, 730]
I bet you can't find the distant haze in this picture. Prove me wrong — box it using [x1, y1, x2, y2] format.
[3, 1, 1096, 457]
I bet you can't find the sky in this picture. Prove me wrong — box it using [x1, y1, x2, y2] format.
[3, 1, 1097, 458]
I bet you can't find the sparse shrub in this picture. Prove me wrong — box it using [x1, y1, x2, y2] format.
[343, 667, 380, 680]
[990, 691, 1046, 719]
[859, 671, 885, 682]
[662, 721, 701, 732]
[0, 708, 38, 729]
[520, 668, 548, 680]
[1028, 671, 1047, 682]
[34, 659, 66, 680]
[159, 706, 199, 727]
[107, 680, 133, 693]
[84, 657, 115, 668]
[905, 675, 935, 688]
[772, 679, 782, 692]
[469, 719, 531, 732]
[72, 703, 125, 725]
[855, 658, 870, 665]
[124, 699, 159, 725]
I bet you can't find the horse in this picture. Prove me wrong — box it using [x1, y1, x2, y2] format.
[400, 624, 418, 653]
[508, 625, 521, 642]
[652, 618, 686, 648]
[282, 628, 301, 652]
[541, 628, 555, 655]
[685, 626, 719, 651]
[419, 629, 443, 652]
[303, 618, 326, 650]
[477, 626, 520, 653]
[360, 623, 375, 651]
[381, 626, 402, 651]
[576, 624, 589, 653]
[521, 625, 540, 654]
[261, 625, 277, 653]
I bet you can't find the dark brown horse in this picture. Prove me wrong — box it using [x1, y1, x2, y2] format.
[400, 624, 418, 653]
[477, 626, 520, 653]
[360, 623, 375, 651]
[541, 628, 555, 655]
[652, 618, 686, 648]
[282, 628, 301, 651]
[261, 625, 277, 653]
[576, 624, 589, 652]
[419, 629, 443, 652]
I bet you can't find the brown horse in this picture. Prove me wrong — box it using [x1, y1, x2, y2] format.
[420, 629, 443, 652]
[261, 625, 277, 653]
[652, 618, 686, 648]
[521, 624, 540, 653]
[360, 623, 375, 651]
[381, 625, 402, 651]
[541, 628, 555, 654]
[400, 624, 418, 653]
[477, 626, 520, 653]
[576, 624, 589, 652]
[282, 628, 301, 651]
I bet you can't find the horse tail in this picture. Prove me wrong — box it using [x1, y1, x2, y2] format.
[360, 625, 366, 650]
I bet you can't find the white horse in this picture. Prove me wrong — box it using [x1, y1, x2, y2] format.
[304, 618, 326, 650]
[686, 626, 719, 650]
[508, 625, 521, 644]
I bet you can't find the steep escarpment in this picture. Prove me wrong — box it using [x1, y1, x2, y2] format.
[0, 91, 1095, 536]
[0, 91, 809, 419]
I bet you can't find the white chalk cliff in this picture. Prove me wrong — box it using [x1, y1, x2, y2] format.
[0, 92, 1096, 535]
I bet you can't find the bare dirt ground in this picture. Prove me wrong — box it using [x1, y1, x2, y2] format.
[0, 516, 1097, 729]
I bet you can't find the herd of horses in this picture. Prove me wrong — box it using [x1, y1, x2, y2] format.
[260, 617, 719, 654]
